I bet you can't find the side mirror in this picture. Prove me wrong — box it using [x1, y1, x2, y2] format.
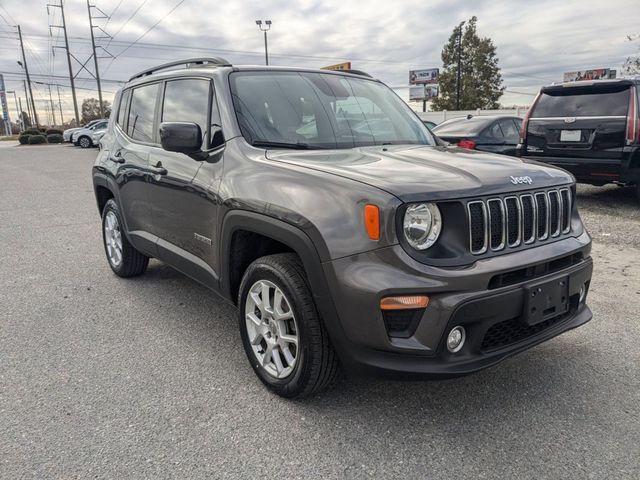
[159, 122, 202, 154]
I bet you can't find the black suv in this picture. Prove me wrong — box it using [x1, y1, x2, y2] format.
[93, 58, 593, 397]
[517, 78, 640, 197]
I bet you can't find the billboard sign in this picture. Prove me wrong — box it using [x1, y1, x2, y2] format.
[409, 68, 439, 85]
[0, 74, 9, 123]
[563, 68, 616, 82]
[321, 62, 352, 71]
[409, 84, 439, 101]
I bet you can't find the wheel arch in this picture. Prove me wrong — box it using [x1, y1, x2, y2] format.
[219, 210, 345, 345]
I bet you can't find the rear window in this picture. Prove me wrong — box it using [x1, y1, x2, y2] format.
[532, 85, 630, 117]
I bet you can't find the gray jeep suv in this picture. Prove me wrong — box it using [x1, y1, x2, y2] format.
[92, 58, 593, 398]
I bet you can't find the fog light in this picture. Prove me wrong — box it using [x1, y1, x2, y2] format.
[446, 326, 466, 353]
[579, 283, 587, 303]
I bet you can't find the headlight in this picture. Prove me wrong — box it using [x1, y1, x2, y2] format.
[403, 203, 442, 250]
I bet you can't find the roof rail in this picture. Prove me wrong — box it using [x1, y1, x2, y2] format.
[128, 57, 231, 81]
[340, 69, 373, 78]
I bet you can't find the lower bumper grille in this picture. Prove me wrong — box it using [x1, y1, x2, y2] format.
[480, 312, 569, 352]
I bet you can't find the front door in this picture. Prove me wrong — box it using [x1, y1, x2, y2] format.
[146, 78, 224, 289]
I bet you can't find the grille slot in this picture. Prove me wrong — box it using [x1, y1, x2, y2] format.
[535, 192, 548, 240]
[468, 201, 488, 254]
[466, 188, 572, 255]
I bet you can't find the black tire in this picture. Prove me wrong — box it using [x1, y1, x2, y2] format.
[238, 253, 339, 398]
[78, 136, 92, 148]
[101, 198, 149, 277]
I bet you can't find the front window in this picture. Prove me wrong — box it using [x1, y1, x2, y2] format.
[230, 71, 433, 149]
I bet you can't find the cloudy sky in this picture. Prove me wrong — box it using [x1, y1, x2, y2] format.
[0, 0, 638, 124]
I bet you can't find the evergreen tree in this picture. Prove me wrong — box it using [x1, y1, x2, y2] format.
[432, 17, 504, 110]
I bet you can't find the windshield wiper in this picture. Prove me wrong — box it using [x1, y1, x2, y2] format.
[251, 140, 324, 150]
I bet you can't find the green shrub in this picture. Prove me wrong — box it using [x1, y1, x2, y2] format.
[46, 128, 63, 135]
[47, 134, 63, 144]
[18, 134, 31, 145]
[23, 128, 41, 136]
[28, 134, 47, 145]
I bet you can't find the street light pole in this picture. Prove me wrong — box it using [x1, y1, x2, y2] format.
[255, 20, 272, 65]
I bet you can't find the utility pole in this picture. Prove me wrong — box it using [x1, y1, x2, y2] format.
[17, 25, 39, 128]
[455, 25, 463, 110]
[87, 0, 104, 118]
[47, 84, 57, 126]
[49, 1, 80, 125]
[56, 85, 64, 124]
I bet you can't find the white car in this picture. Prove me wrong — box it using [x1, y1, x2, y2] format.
[92, 128, 107, 148]
[63, 119, 105, 143]
[72, 120, 109, 148]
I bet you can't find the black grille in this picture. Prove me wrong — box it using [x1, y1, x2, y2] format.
[466, 188, 571, 256]
[560, 189, 571, 232]
[468, 202, 487, 253]
[521, 195, 535, 243]
[505, 197, 520, 246]
[536, 193, 548, 239]
[481, 314, 569, 351]
[488, 200, 504, 250]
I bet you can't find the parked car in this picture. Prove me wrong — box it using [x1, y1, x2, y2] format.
[63, 119, 104, 143]
[92, 127, 107, 148]
[92, 58, 593, 398]
[517, 78, 640, 198]
[72, 120, 109, 148]
[432, 115, 523, 156]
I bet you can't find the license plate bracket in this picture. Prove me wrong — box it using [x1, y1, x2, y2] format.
[560, 129, 581, 142]
[523, 276, 569, 326]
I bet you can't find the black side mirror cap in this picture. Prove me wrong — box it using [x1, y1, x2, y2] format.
[159, 122, 202, 154]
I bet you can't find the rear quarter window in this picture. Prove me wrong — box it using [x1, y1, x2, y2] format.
[532, 85, 630, 117]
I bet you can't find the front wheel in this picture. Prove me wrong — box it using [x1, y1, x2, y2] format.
[238, 253, 339, 398]
[78, 136, 92, 148]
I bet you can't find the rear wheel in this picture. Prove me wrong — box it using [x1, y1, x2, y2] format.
[78, 136, 92, 148]
[102, 199, 149, 277]
[238, 253, 339, 398]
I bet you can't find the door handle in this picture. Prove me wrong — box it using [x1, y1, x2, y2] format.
[109, 149, 124, 163]
[148, 162, 167, 175]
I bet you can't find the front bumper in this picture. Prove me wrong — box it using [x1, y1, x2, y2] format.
[322, 231, 593, 378]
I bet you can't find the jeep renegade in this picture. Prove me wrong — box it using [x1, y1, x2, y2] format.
[92, 58, 593, 398]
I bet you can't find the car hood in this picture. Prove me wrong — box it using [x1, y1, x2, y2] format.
[64, 127, 81, 134]
[266, 144, 573, 201]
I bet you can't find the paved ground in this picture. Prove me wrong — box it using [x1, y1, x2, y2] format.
[1, 145, 639, 479]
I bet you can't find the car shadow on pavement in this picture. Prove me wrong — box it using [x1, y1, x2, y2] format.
[576, 184, 638, 210]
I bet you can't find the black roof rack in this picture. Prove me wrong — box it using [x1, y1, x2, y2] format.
[128, 57, 231, 81]
[340, 69, 373, 78]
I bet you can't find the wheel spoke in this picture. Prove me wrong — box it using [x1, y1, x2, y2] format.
[279, 333, 298, 346]
[250, 330, 263, 345]
[262, 343, 273, 367]
[246, 312, 262, 327]
[282, 346, 295, 366]
[261, 282, 272, 313]
[272, 348, 284, 374]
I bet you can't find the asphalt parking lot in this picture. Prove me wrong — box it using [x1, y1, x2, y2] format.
[1, 144, 639, 479]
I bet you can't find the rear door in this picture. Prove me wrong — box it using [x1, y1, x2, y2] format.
[525, 82, 631, 177]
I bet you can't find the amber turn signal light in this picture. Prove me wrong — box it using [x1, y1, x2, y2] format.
[380, 295, 429, 310]
[364, 204, 380, 240]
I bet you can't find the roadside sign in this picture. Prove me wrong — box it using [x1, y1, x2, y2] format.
[321, 62, 352, 71]
[409, 68, 439, 85]
[563, 68, 616, 82]
[409, 84, 439, 102]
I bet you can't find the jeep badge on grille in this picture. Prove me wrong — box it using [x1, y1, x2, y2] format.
[510, 176, 533, 185]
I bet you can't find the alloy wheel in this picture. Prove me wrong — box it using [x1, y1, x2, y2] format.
[245, 279, 299, 379]
[104, 210, 123, 267]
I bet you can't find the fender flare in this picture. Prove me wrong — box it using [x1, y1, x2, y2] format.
[219, 210, 346, 346]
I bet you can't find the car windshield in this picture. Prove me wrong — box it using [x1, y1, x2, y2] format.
[230, 71, 434, 149]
